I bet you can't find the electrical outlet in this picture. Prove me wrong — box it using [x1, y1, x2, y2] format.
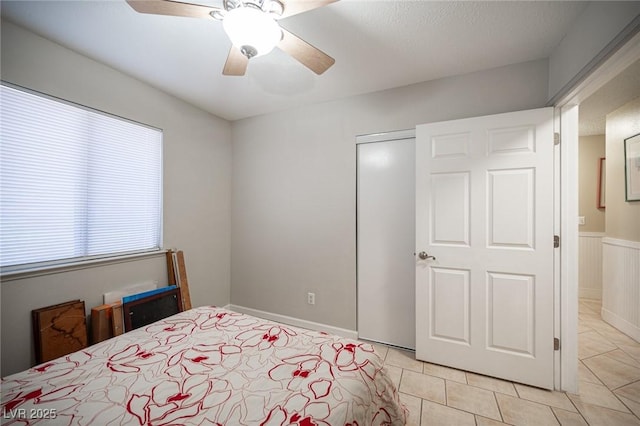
[307, 292, 315, 305]
[578, 216, 585, 225]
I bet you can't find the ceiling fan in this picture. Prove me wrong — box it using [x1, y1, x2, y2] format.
[126, 0, 337, 76]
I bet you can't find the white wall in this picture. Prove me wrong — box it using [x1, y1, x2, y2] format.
[602, 238, 640, 342]
[230, 59, 549, 332]
[1, 20, 232, 376]
[578, 233, 604, 300]
[547, 2, 640, 101]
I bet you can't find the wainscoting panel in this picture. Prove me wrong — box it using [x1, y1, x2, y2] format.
[602, 237, 640, 342]
[579, 232, 604, 300]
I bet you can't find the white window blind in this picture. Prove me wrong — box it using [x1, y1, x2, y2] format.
[0, 84, 162, 271]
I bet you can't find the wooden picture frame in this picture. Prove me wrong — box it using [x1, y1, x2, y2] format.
[32, 300, 87, 364]
[625, 133, 640, 202]
[597, 157, 606, 209]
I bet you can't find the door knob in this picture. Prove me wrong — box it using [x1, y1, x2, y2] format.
[418, 251, 436, 260]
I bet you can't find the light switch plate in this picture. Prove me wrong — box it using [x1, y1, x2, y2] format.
[578, 216, 585, 225]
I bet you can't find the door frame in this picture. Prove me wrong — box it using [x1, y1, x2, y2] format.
[555, 31, 640, 393]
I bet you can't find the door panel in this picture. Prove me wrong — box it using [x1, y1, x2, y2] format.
[431, 173, 470, 246]
[430, 267, 470, 344]
[416, 108, 554, 389]
[487, 125, 536, 154]
[487, 168, 534, 248]
[432, 133, 470, 158]
[357, 138, 415, 349]
[487, 272, 535, 355]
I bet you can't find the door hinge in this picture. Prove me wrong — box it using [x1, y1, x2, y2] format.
[554, 235, 560, 248]
[554, 338, 560, 351]
[554, 132, 560, 146]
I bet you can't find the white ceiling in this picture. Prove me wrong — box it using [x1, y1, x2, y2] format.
[1, 1, 591, 121]
[579, 58, 640, 136]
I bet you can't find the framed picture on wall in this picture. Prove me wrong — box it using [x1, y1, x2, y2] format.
[625, 133, 640, 202]
[598, 157, 606, 208]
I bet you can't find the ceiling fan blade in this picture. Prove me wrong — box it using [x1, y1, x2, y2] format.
[278, 28, 335, 75]
[223, 46, 249, 76]
[279, 0, 338, 19]
[126, 0, 219, 19]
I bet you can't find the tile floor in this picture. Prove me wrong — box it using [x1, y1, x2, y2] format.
[374, 298, 640, 425]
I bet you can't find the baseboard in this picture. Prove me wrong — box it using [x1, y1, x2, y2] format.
[602, 307, 640, 343]
[579, 288, 602, 300]
[227, 304, 358, 340]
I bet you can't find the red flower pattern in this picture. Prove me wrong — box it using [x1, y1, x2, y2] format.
[1, 307, 406, 425]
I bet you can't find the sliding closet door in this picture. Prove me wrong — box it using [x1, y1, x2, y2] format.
[357, 135, 415, 349]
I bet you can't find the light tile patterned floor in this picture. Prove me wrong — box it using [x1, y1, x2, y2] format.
[374, 298, 640, 425]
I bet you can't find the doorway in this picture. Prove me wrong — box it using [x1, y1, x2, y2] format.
[577, 57, 640, 380]
[557, 31, 640, 393]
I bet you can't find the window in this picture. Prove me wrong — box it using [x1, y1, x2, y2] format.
[0, 84, 162, 272]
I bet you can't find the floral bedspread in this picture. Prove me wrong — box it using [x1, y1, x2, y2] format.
[1, 307, 406, 425]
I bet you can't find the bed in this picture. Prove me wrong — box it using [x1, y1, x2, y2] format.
[1, 307, 407, 425]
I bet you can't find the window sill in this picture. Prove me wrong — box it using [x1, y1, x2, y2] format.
[1, 249, 168, 282]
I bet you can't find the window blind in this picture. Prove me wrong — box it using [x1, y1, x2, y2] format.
[0, 84, 162, 270]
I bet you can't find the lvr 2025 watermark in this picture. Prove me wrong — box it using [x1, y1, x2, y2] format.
[2, 408, 57, 420]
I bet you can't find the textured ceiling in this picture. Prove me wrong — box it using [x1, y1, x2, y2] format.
[579, 58, 640, 136]
[1, 0, 590, 121]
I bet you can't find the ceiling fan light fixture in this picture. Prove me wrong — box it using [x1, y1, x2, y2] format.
[222, 7, 282, 59]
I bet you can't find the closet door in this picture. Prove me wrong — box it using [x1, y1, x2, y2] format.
[357, 136, 415, 349]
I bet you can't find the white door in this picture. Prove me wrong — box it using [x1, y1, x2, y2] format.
[415, 108, 555, 389]
[357, 136, 415, 349]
